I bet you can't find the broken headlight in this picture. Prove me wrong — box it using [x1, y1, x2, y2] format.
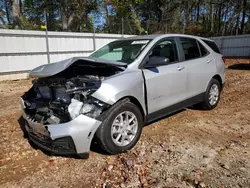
[68, 97, 110, 119]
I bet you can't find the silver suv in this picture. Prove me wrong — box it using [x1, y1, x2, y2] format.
[21, 34, 225, 158]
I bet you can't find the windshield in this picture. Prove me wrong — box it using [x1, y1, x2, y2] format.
[90, 39, 151, 64]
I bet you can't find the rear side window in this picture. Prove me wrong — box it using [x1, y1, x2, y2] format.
[180, 37, 200, 60]
[198, 41, 209, 56]
[202, 40, 220, 54]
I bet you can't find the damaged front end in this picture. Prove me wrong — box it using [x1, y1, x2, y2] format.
[21, 57, 125, 157]
[23, 75, 108, 124]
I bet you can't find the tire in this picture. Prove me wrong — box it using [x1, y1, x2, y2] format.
[199, 78, 221, 110]
[95, 98, 143, 154]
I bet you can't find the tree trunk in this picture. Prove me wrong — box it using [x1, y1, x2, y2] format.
[61, 9, 68, 31]
[235, 1, 241, 35]
[218, 4, 222, 35]
[60, 1, 75, 32]
[223, 3, 229, 35]
[239, 0, 247, 34]
[67, 13, 75, 31]
[210, 2, 214, 33]
[19, 0, 22, 14]
[12, 0, 21, 28]
[196, 1, 200, 23]
[4, 0, 11, 25]
[184, 1, 190, 27]
[105, 2, 110, 33]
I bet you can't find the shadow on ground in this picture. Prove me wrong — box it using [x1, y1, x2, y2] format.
[228, 63, 250, 70]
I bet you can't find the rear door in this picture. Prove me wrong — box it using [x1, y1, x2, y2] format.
[142, 37, 188, 114]
[177, 37, 216, 98]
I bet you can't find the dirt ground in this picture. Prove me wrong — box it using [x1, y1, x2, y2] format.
[0, 59, 250, 188]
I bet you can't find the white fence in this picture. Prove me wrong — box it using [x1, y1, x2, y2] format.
[0, 29, 249, 80]
[211, 34, 250, 57]
[0, 29, 132, 74]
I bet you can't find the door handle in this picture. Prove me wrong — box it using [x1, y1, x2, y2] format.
[177, 66, 185, 71]
[206, 59, 212, 64]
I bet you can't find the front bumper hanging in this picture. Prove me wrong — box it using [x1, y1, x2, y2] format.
[20, 98, 102, 157]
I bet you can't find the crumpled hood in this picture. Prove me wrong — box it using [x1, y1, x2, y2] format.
[29, 57, 127, 78]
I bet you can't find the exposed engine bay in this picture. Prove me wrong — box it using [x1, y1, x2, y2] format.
[22, 60, 123, 125]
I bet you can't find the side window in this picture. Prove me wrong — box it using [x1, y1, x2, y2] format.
[180, 37, 200, 60]
[198, 41, 209, 57]
[150, 38, 178, 63]
[202, 40, 221, 54]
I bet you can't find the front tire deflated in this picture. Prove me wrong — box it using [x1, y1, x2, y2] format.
[95, 98, 143, 154]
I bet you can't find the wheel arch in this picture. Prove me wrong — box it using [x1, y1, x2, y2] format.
[114, 96, 146, 121]
[212, 74, 223, 89]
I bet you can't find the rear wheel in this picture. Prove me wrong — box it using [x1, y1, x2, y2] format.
[199, 78, 221, 110]
[95, 99, 143, 154]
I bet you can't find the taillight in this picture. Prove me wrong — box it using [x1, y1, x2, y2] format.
[222, 56, 226, 63]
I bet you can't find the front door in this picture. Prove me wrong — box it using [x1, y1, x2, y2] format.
[142, 37, 188, 115]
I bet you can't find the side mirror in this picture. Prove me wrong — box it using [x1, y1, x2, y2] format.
[144, 56, 169, 68]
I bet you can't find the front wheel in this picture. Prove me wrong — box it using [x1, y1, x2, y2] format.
[95, 99, 143, 154]
[199, 78, 221, 110]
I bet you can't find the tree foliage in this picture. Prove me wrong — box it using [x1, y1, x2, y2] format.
[0, 0, 250, 36]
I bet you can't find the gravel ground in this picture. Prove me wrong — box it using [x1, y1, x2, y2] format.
[0, 59, 250, 188]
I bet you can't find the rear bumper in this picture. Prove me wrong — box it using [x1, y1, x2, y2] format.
[21, 98, 102, 157]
